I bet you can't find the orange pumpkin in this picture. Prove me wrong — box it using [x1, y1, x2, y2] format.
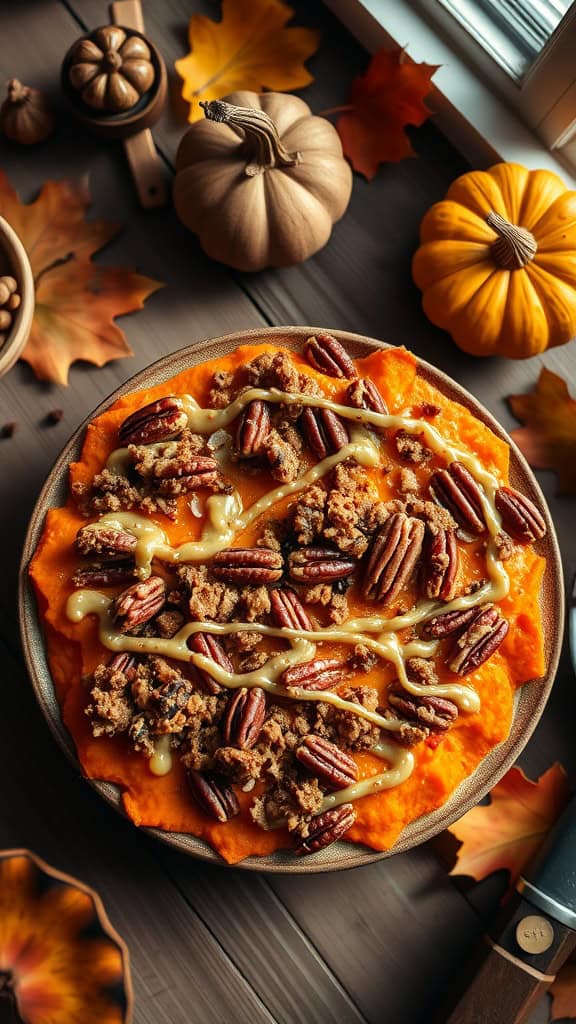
[0, 850, 131, 1024]
[412, 162, 576, 358]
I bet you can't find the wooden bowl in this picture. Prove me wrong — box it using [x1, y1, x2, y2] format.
[0, 215, 34, 378]
[19, 327, 564, 873]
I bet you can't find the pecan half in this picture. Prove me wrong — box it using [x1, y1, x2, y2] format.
[346, 378, 388, 414]
[429, 462, 486, 535]
[211, 547, 283, 584]
[288, 547, 357, 584]
[236, 400, 271, 457]
[76, 524, 137, 560]
[281, 658, 346, 692]
[495, 486, 547, 544]
[363, 513, 425, 603]
[151, 454, 220, 496]
[422, 528, 458, 602]
[295, 804, 356, 856]
[112, 576, 166, 631]
[421, 606, 477, 639]
[305, 334, 357, 379]
[222, 687, 266, 749]
[187, 770, 240, 822]
[270, 587, 314, 630]
[300, 407, 349, 459]
[119, 396, 188, 446]
[72, 562, 137, 588]
[388, 685, 458, 734]
[187, 632, 233, 694]
[449, 604, 509, 675]
[296, 735, 358, 789]
[108, 652, 137, 678]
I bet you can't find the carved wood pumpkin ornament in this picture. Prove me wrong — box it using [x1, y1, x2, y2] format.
[67, 26, 155, 113]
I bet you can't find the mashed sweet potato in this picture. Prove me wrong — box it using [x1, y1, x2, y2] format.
[30, 345, 546, 864]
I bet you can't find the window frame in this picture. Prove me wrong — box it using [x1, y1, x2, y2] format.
[324, 0, 576, 182]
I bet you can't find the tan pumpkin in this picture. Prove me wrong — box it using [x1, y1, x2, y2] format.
[173, 91, 353, 271]
[0, 79, 54, 145]
[412, 162, 576, 359]
[67, 26, 155, 113]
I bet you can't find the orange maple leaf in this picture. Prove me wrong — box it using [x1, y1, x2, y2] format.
[448, 764, 570, 885]
[550, 960, 576, 1022]
[0, 172, 162, 386]
[175, 0, 320, 124]
[508, 368, 576, 495]
[335, 48, 439, 180]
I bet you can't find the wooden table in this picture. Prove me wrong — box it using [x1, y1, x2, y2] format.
[1, 3, 574, 1022]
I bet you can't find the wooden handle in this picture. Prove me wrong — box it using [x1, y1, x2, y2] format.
[110, 0, 144, 32]
[437, 894, 576, 1024]
[123, 131, 166, 208]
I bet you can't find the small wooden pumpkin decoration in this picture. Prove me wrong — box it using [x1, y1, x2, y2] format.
[0, 849, 132, 1023]
[67, 26, 155, 113]
[0, 79, 54, 145]
[173, 91, 353, 271]
[412, 162, 576, 358]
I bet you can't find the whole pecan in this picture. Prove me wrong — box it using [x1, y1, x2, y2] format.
[281, 658, 346, 692]
[151, 454, 220, 496]
[296, 735, 358, 790]
[295, 803, 356, 856]
[270, 587, 313, 630]
[421, 605, 477, 639]
[211, 547, 283, 584]
[119, 396, 188, 446]
[288, 547, 357, 584]
[72, 562, 137, 589]
[112, 576, 166, 632]
[422, 528, 458, 602]
[346, 378, 388, 414]
[388, 685, 458, 734]
[495, 486, 547, 544]
[76, 524, 137, 560]
[222, 687, 266, 749]
[187, 770, 240, 822]
[301, 407, 349, 459]
[235, 399, 271, 457]
[187, 632, 233, 694]
[449, 604, 509, 675]
[363, 513, 425, 603]
[429, 462, 486, 535]
[305, 334, 357, 379]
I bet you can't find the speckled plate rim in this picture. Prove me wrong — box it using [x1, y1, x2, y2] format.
[19, 326, 564, 873]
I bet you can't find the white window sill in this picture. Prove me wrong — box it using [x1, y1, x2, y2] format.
[324, 0, 576, 188]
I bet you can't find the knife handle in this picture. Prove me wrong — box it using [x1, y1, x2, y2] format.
[438, 891, 576, 1024]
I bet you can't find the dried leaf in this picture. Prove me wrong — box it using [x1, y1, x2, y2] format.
[335, 48, 439, 180]
[0, 172, 162, 385]
[175, 0, 320, 123]
[508, 369, 576, 495]
[448, 764, 570, 885]
[550, 960, 576, 1022]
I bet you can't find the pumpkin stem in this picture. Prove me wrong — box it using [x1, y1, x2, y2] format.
[486, 211, 537, 269]
[200, 100, 301, 176]
[6, 79, 28, 105]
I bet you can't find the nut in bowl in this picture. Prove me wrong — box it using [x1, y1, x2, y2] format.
[20, 328, 563, 872]
[0, 215, 34, 378]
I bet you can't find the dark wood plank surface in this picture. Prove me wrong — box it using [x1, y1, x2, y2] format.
[0, 2, 572, 1022]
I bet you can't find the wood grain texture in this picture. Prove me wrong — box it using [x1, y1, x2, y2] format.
[0, 1, 574, 1023]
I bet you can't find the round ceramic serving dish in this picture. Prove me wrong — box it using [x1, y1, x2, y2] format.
[19, 327, 564, 873]
[0, 215, 34, 379]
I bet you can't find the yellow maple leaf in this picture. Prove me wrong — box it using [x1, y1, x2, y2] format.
[175, 0, 320, 123]
[0, 172, 162, 386]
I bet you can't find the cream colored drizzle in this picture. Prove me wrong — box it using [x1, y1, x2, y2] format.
[149, 735, 173, 777]
[67, 379, 516, 804]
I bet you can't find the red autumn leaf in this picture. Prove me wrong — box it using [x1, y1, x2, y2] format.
[448, 764, 570, 885]
[335, 47, 439, 180]
[508, 368, 576, 495]
[550, 960, 576, 1022]
[0, 172, 162, 385]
